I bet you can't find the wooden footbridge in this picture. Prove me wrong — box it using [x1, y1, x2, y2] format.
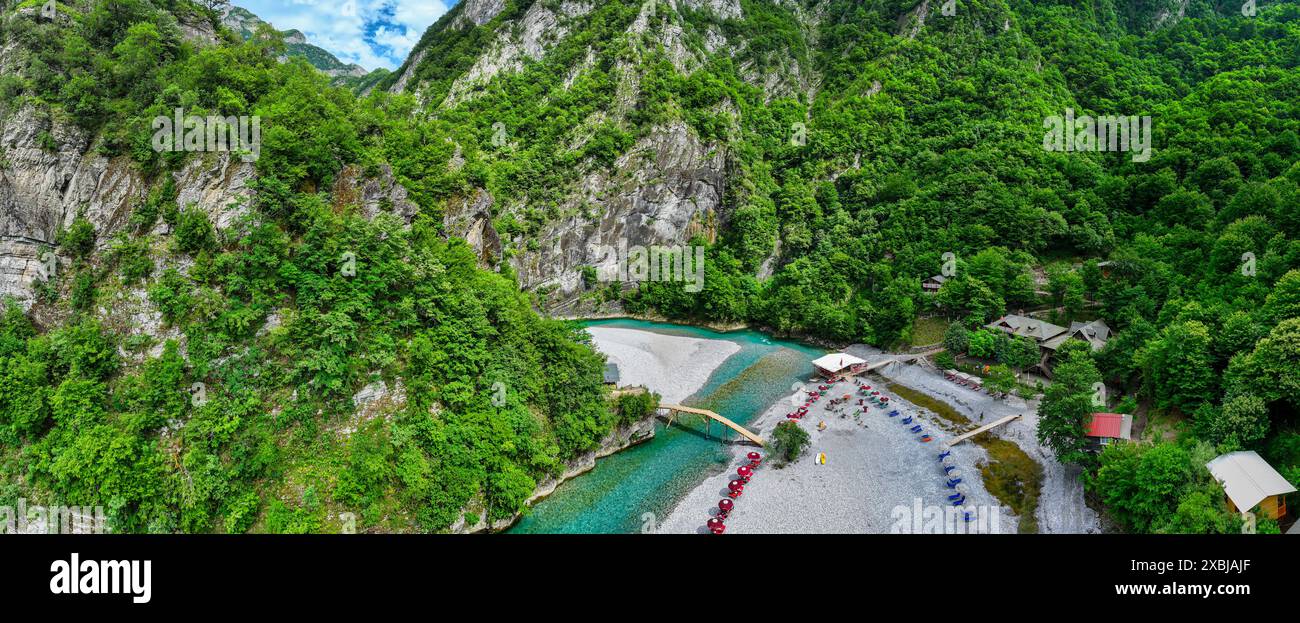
[659, 404, 765, 446]
[946, 414, 1022, 446]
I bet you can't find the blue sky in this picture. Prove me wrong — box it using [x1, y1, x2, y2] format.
[232, 1, 453, 71]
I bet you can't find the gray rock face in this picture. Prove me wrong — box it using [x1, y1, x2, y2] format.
[0, 104, 140, 309]
[173, 154, 257, 231]
[506, 122, 724, 315]
[443, 188, 501, 269]
[442, 1, 594, 107]
[434, 122, 726, 315]
[0, 98, 415, 311]
[681, 0, 744, 20]
[389, 47, 427, 95]
[453, 0, 509, 28]
[330, 164, 422, 223]
[0, 100, 261, 309]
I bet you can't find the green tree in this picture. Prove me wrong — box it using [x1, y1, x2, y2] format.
[1200, 394, 1270, 449]
[58, 217, 97, 260]
[1000, 335, 1041, 371]
[1138, 321, 1217, 414]
[984, 364, 1017, 394]
[1037, 342, 1102, 464]
[174, 207, 216, 255]
[967, 329, 998, 360]
[1226, 319, 1300, 408]
[942, 321, 969, 355]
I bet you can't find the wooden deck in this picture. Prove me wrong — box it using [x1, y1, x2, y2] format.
[946, 414, 1022, 446]
[659, 404, 765, 446]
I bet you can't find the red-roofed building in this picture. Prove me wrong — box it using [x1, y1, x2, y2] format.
[1085, 413, 1133, 450]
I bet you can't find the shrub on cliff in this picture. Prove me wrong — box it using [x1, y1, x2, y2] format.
[615, 391, 660, 425]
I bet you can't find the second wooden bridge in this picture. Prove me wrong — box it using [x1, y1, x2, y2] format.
[946, 414, 1022, 446]
[658, 404, 765, 446]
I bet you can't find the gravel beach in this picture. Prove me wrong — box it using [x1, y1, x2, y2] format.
[657, 359, 1016, 534]
[586, 326, 741, 404]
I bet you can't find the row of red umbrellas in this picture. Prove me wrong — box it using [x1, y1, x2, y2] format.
[709, 452, 763, 534]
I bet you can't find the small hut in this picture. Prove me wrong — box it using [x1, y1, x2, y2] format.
[603, 363, 621, 386]
[1206, 451, 1296, 520]
[1084, 413, 1132, 450]
[922, 274, 948, 294]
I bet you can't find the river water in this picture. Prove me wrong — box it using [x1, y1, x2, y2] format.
[508, 319, 824, 534]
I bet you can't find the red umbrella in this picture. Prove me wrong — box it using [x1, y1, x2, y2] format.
[719, 499, 734, 512]
[747, 452, 762, 463]
[737, 465, 752, 478]
[707, 517, 725, 533]
[728, 479, 743, 492]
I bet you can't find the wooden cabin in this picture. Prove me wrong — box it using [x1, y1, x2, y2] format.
[1206, 451, 1297, 521]
[922, 274, 947, 294]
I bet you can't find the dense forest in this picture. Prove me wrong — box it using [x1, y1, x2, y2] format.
[0, 0, 1297, 533]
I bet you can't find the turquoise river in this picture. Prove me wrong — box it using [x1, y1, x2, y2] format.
[509, 318, 825, 534]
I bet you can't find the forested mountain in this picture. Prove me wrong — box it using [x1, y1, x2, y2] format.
[0, 0, 1297, 533]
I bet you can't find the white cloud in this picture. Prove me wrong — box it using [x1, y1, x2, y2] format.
[232, 0, 451, 71]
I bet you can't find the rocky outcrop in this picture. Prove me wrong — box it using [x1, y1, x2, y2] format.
[0, 97, 417, 311]
[330, 164, 422, 223]
[1152, 0, 1190, 30]
[442, 1, 595, 107]
[452, 0, 509, 28]
[443, 189, 501, 268]
[389, 47, 428, 95]
[173, 154, 257, 231]
[681, 0, 744, 20]
[0, 104, 140, 309]
[504, 122, 724, 315]
[897, 0, 931, 39]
